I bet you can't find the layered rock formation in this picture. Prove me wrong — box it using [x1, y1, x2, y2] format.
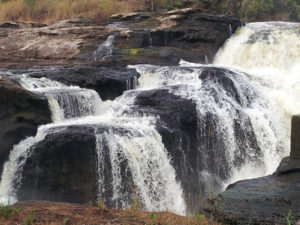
[0, 9, 242, 68]
[205, 114, 300, 225]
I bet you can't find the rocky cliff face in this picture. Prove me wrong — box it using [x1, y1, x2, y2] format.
[204, 114, 300, 225]
[0, 9, 242, 69]
[0, 75, 51, 174]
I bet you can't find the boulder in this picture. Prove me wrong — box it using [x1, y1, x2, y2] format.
[204, 157, 300, 225]
[204, 115, 300, 224]
[17, 125, 98, 204]
[0, 75, 51, 174]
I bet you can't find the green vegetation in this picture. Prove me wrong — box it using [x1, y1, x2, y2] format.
[62, 216, 69, 225]
[0, 0, 299, 24]
[22, 213, 34, 225]
[286, 209, 293, 225]
[0, 203, 18, 220]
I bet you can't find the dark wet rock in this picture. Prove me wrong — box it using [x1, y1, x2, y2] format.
[17, 125, 133, 207]
[275, 156, 300, 175]
[204, 158, 300, 225]
[291, 114, 300, 159]
[0, 75, 51, 174]
[12, 65, 140, 100]
[111, 11, 243, 65]
[17, 125, 98, 204]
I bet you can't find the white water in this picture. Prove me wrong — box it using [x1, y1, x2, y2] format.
[0, 73, 186, 214]
[93, 35, 115, 61]
[214, 22, 300, 160]
[131, 63, 283, 187]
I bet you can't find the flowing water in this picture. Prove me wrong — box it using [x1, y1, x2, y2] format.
[0, 74, 186, 214]
[93, 35, 116, 61]
[0, 21, 299, 214]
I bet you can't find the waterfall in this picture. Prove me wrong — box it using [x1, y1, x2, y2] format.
[93, 35, 116, 61]
[214, 22, 300, 159]
[95, 125, 185, 213]
[131, 63, 282, 188]
[0, 73, 186, 215]
[19, 74, 105, 122]
[0, 21, 298, 215]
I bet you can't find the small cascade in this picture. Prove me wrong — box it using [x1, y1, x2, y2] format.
[0, 124, 62, 203]
[228, 24, 232, 35]
[93, 35, 116, 61]
[147, 30, 153, 46]
[19, 75, 105, 122]
[94, 125, 185, 214]
[205, 55, 209, 64]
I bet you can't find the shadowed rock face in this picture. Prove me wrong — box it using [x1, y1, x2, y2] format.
[17, 126, 98, 204]
[291, 114, 300, 159]
[0, 76, 51, 174]
[204, 115, 300, 225]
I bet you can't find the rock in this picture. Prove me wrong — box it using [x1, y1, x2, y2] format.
[275, 156, 300, 175]
[17, 125, 98, 204]
[12, 65, 140, 100]
[0, 10, 242, 68]
[205, 112, 300, 224]
[0, 75, 51, 174]
[17, 125, 133, 207]
[0, 22, 19, 28]
[165, 8, 197, 15]
[111, 11, 243, 65]
[291, 114, 300, 159]
[204, 158, 300, 224]
[110, 12, 149, 21]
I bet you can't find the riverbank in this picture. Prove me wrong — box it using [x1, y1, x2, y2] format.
[0, 201, 214, 225]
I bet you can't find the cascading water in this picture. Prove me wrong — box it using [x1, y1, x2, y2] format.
[0, 73, 186, 215]
[131, 63, 283, 189]
[214, 22, 300, 159]
[0, 21, 298, 215]
[93, 35, 116, 61]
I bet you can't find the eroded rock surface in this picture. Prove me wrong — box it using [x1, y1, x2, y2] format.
[0, 10, 243, 68]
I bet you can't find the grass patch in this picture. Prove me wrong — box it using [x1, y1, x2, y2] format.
[22, 213, 34, 225]
[0, 203, 19, 221]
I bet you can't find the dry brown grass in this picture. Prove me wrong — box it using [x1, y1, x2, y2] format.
[0, 0, 143, 24]
[117, 207, 216, 225]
